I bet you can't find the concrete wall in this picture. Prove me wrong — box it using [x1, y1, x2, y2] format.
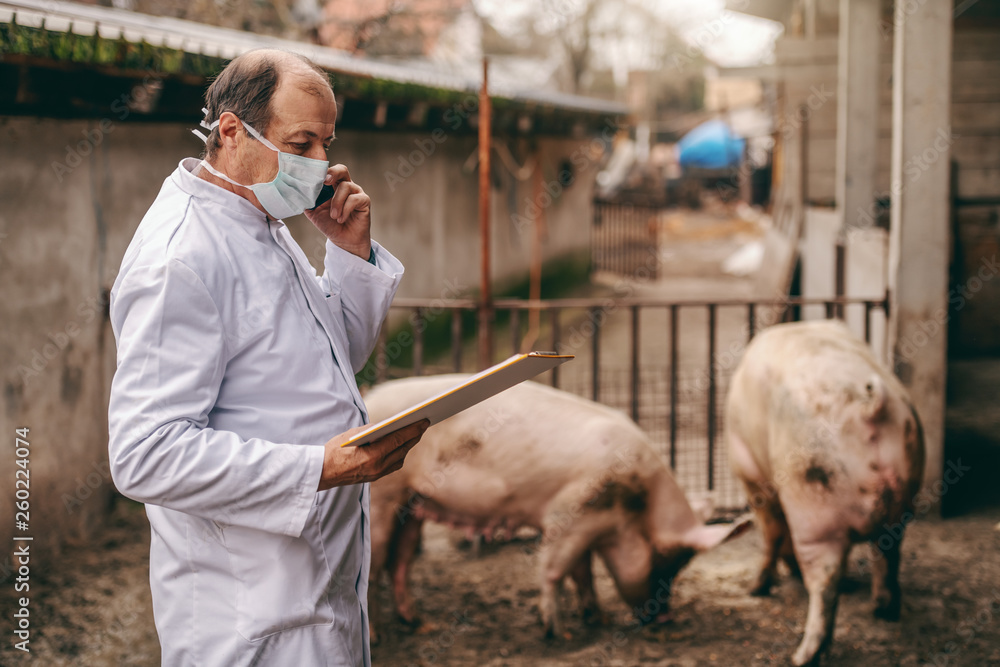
[0, 118, 195, 572]
[0, 116, 595, 566]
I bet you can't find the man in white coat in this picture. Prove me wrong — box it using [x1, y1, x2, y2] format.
[107, 49, 427, 665]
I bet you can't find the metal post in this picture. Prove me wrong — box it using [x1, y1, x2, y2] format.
[451, 309, 462, 372]
[413, 307, 424, 377]
[669, 304, 678, 470]
[510, 307, 520, 357]
[864, 301, 873, 343]
[590, 306, 601, 402]
[707, 304, 717, 491]
[478, 57, 493, 370]
[550, 308, 561, 388]
[630, 305, 640, 423]
[377, 318, 388, 384]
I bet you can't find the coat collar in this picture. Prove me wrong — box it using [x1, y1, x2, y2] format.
[172, 157, 286, 243]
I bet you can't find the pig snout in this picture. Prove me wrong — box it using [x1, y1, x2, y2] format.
[629, 548, 697, 626]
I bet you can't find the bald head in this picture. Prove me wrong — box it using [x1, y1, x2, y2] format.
[202, 49, 333, 160]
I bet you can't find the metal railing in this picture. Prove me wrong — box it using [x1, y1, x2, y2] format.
[367, 293, 890, 513]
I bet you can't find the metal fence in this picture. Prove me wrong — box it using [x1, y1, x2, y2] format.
[590, 202, 661, 279]
[368, 294, 890, 515]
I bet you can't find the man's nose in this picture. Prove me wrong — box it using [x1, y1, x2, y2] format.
[306, 144, 328, 162]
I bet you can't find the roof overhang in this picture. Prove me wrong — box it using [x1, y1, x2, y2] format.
[0, 0, 627, 135]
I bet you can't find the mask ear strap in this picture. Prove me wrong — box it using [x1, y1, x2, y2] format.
[199, 158, 248, 190]
[239, 120, 280, 153]
[192, 108, 219, 144]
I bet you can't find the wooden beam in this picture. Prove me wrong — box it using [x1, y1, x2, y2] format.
[887, 0, 952, 512]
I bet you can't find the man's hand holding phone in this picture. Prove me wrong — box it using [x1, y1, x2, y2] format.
[305, 164, 372, 260]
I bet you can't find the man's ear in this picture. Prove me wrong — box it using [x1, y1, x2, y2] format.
[216, 112, 243, 153]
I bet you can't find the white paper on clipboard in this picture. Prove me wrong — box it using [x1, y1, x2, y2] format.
[343, 352, 574, 447]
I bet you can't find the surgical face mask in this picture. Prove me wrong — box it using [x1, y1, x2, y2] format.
[196, 116, 329, 220]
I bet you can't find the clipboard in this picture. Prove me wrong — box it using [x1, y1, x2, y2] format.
[343, 352, 574, 446]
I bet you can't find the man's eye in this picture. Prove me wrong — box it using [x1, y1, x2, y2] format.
[293, 143, 309, 151]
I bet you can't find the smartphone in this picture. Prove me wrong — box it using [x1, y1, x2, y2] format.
[311, 184, 335, 210]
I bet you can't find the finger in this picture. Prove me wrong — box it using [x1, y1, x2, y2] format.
[325, 163, 351, 185]
[378, 437, 420, 474]
[328, 424, 369, 448]
[329, 181, 361, 221]
[338, 192, 371, 223]
[386, 431, 424, 460]
[371, 420, 429, 452]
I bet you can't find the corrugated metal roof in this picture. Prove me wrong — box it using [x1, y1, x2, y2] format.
[0, 0, 627, 117]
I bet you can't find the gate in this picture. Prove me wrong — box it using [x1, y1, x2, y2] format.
[591, 201, 661, 279]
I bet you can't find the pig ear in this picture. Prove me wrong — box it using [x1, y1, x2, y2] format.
[682, 515, 753, 552]
[687, 493, 716, 524]
[863, 375, 887, 422]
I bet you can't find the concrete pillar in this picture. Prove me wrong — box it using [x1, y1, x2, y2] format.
[835, 0, 881, 229]
[887, 0, 952, 506]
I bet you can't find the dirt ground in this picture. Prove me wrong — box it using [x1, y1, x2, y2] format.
[2, 500, 999, 666]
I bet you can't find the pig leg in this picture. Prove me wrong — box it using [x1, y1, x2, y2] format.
[869, 531, 902, 621]
[749, 498, 791, 596]
[368, 490, 410, 644]
[538, 489, 616, 639]
[781, 538, 802, 580]
[388, 515, 424, 627]
[732, 436, 792, 594]
[538, 531, 593, 638]
[790, 539, 850, 667]
[568, 552, 602, 625]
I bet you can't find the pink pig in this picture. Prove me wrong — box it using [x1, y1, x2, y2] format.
[726, 320, 925, 665]
[364, 376, 749, 642]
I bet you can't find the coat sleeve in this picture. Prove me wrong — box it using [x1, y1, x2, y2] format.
[319, 239, 404, 373]
[108, 258, 324, 538]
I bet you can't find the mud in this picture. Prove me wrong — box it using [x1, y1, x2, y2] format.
[2, 500, 998, 666]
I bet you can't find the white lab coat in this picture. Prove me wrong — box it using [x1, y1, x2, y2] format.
[108, 157, 403, 666]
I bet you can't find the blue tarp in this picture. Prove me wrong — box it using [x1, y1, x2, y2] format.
[677, 119, 745, 170]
